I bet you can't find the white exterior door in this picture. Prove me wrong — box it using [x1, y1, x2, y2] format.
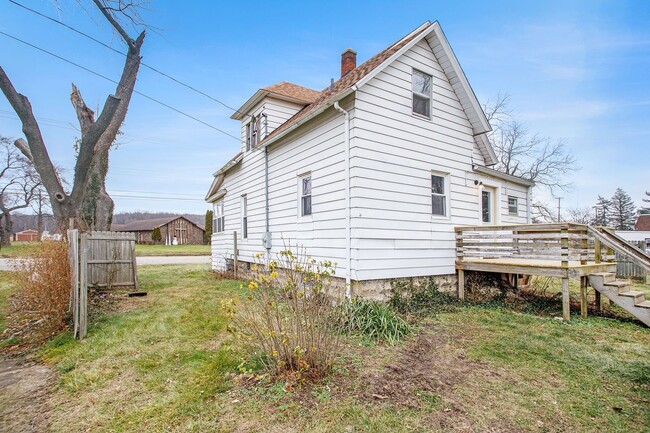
[481, 187, 497, 225]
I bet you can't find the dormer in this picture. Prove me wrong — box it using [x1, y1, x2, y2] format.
[231, 82, 320, 153]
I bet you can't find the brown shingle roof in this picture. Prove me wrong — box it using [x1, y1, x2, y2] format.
[261, 21, 433, 145]
[262, 82, 320, 104]
[112, 216, 204, 232]
[635, 214, 650, 231]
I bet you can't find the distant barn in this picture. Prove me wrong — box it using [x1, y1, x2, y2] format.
[112, 216, 205, 245]
[13, 229, 39, 242]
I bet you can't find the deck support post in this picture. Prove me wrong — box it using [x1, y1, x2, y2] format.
[562, 277, 570, 321]
[594, 290, 603, 312]
[580, 276, 588, 318]
[457, 269, 465, 300]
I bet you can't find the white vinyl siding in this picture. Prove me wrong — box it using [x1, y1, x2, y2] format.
[212, 105, 348, 273]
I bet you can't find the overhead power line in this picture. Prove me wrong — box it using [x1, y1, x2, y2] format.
[8, 0, 250, 119]
[0, 31, 240, 141]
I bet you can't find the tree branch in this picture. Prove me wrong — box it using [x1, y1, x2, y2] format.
[70, 83, 95, 134]
[0, 66, 66, 203]
[92, 0, 135, 47]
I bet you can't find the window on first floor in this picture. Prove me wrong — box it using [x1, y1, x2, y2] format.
[508, 196, 518, 215]
[241, 195, 248, 239]
[300, 174, 312, 216]
[431, 173, 447, 216]
[213, 200, 224, 233]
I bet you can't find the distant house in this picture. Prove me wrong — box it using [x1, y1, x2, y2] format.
[112, 216, 205, 245]
[13, 229, 39, 242]
[205, 21, 534, 296]
[635, 214, 650, 231]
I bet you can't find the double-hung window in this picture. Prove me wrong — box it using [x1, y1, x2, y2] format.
[431, 174, 447, 217]
[213, 201, 224, 233]
[508, 196, 518, 216]
[412, 70, 432, 118]
[301, 175, 312, 216]
[241, 195, 248, 239]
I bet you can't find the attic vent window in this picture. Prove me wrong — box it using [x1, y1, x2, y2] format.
[412, 69, 432, 118]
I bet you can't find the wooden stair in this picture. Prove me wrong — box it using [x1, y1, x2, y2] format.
[588, 273, 650, 327]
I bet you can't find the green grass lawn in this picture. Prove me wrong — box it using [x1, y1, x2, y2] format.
[0, 242, 41, 258]
[135, 244, 210, 256]
[22, 265, 648, 433]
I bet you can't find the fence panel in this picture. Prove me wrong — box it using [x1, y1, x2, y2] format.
[68, 230, 139, 339]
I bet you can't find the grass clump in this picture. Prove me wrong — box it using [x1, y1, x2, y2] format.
[337, 298, 411, 344]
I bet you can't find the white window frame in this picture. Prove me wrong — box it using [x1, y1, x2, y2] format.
[412, 69, 432, 119]
[508, 196, 519, 216]
[213, 200, 225, 234]
[430, 171, 450, 219]
[298, 173, 312, 218]
[241, 195, 248, 239]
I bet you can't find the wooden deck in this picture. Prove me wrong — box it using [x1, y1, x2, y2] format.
[454, 223, 620, 321]
[457, 258, 616, 278]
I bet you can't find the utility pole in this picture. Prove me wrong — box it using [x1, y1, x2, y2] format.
[557, 197, 563, 222]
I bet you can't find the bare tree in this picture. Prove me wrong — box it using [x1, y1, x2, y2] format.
[0, 136, 42, 245]
[483, 94, 578, 195]
[0, 0, 147, 231]
[564, 207, 593, 225]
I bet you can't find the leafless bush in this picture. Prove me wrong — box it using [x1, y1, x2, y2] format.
[222, 247, 342, 381]
[4, 241, 71, 345]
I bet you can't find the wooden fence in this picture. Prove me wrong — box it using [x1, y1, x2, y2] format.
[68, 230, 138, 339]
[616, 241, 648, 282]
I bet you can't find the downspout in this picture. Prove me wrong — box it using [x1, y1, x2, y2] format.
[262, 113, 271, 252]
[333, 100, 352, 297]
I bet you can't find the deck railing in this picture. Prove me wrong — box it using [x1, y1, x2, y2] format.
[455, 223, 615, 266]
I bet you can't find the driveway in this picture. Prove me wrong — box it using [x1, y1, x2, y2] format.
[0, 256, 210, 272]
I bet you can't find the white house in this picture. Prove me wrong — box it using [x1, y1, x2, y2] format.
[205, 21, 534, 297]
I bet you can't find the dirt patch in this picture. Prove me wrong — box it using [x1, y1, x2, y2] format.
[362, 329, 482, 408]
[0, 355, 54, 433]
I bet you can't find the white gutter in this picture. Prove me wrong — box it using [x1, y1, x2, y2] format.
[333, 100, 352, 297]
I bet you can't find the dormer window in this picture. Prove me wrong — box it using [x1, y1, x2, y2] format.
[246, 115, 263, 151]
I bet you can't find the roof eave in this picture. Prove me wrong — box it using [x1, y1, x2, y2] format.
[472, 164, 535, 187]
[259, 87, 357, 149]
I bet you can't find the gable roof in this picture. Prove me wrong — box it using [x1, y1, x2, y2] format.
[112, 216, 204, 233]
[257, 21, 497, 166]
[232, 82, 320, 120]
[260, 22, 434, 145]
[636, 214, 650, 231]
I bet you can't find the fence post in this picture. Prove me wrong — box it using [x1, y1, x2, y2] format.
[233, 231, 238, 279]
[79, 233, 88, 339]
[67, 229, 79, 338]
[595, 239, 602, 264]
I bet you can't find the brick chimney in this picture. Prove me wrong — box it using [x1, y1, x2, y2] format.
[341, 48, 357, 77]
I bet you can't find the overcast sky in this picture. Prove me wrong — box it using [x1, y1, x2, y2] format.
[1, 0, 648, 214]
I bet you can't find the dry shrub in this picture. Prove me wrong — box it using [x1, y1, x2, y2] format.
[5, 240, 71, 345]
[222, 248, 342, 381]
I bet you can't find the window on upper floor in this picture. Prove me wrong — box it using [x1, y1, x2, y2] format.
[213, 200, 224, 233]
[300, 174, 312, 217]
[508, 196, 518, 216]
[412, 69, 432, 118]
[431, 173, 447, 217]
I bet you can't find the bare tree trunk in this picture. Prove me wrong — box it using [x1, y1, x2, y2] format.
[1, 213, 13, 246]
[0, 1, 145, 233]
